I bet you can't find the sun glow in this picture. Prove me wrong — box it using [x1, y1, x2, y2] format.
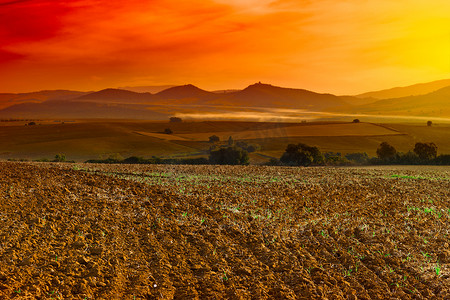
[0, 0, 448, 93]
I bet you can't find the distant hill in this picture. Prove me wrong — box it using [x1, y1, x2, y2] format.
[356, 79, 450, 99]
[0, 90, 88, 109]
[0, 100, 167, 120]
[117, 85, 176, 93]
[76, 88, 154, 104]
[214, 83, 347, 109]
[155, 84, 217, 102]
[348, 86, 450, 117]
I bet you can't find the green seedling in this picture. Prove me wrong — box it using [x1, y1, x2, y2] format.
[223, 272, 228, 281]
[343, 268, 352, 277]
[423, 207, 434, 214]
[435, 262, 441, 276]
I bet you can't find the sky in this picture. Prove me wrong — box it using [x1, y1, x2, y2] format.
[0, 0, 449, 94]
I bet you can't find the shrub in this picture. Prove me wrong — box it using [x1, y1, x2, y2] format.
[280, 143, 323, 166]
[393, 151, 420, 165]
[266, 158, 282, 166]
[123, 156, 146, 164]
[235, 140, 260, 153]
[427, 121, 432, 127]
[164, 128, 173, 134]
[345, 152, 369, 164]
[209, 146, 249, 165]
[54, 154, 66, 162]
[323, 152, 350, 165]
[169, 117, 182, 123]
[433, 154, 450, 165]
[209, 135, 220, 143]
[353, 119, 360, 123]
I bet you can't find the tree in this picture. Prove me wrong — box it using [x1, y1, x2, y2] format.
[427, 121, 432, 127]
[209, 147, 249, 165]
[353, 119, 360, 123]
[414, 142, 437, 160]
[228, 136, 234, 146]
[170, 117, 182, 123]
[280, 143, 323, 166]
[164, 128, 173, 134]
[209, 135, 220, 143]
[376, 142, 396, 159]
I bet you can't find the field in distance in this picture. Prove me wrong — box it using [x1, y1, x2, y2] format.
[0, 120, 449, 162]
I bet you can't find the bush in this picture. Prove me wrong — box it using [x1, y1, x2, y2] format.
[235, 140, 260, 153]
[164, 128, 173, 134]
[393, 151, 420, 165]
[376, 142, 396, 159]
[427, 121, 432, 127]
[433, 154, 450, 165]
[209, 135, 220, 143]
[414, 142, 437, 160]
[123, 156, 146, 164]
[345, 152, 369, 164]
[280, 143, 323, 166]
[353, 119, 360, 123]
[54, 154, 66, 162]
[85, 158, 122, 164]
[170, 117, 182, 123]
[323, 152, 350, 165]
[209, 146, 249, 165]
[266, 158, 282, 166]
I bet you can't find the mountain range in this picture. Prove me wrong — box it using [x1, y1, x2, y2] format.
[0, 80, 448, 120]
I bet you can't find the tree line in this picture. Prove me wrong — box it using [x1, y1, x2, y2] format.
[271, 141, 449, 166]
[7, 140, 449, 166]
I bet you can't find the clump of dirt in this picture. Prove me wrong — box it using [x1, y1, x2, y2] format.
[0, 162, 448, 299]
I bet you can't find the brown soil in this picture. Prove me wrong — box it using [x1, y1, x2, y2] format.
[0, 162, 449, 299]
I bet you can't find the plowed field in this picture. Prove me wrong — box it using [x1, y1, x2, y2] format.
[0, 162, 449, 299]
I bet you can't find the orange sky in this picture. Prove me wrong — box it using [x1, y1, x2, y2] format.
[0, 0, 449, 94]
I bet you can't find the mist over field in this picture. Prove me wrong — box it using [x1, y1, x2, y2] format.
[175, 107, 450, 123]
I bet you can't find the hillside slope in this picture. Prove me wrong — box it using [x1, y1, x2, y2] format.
[356, 79, 450, 99]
